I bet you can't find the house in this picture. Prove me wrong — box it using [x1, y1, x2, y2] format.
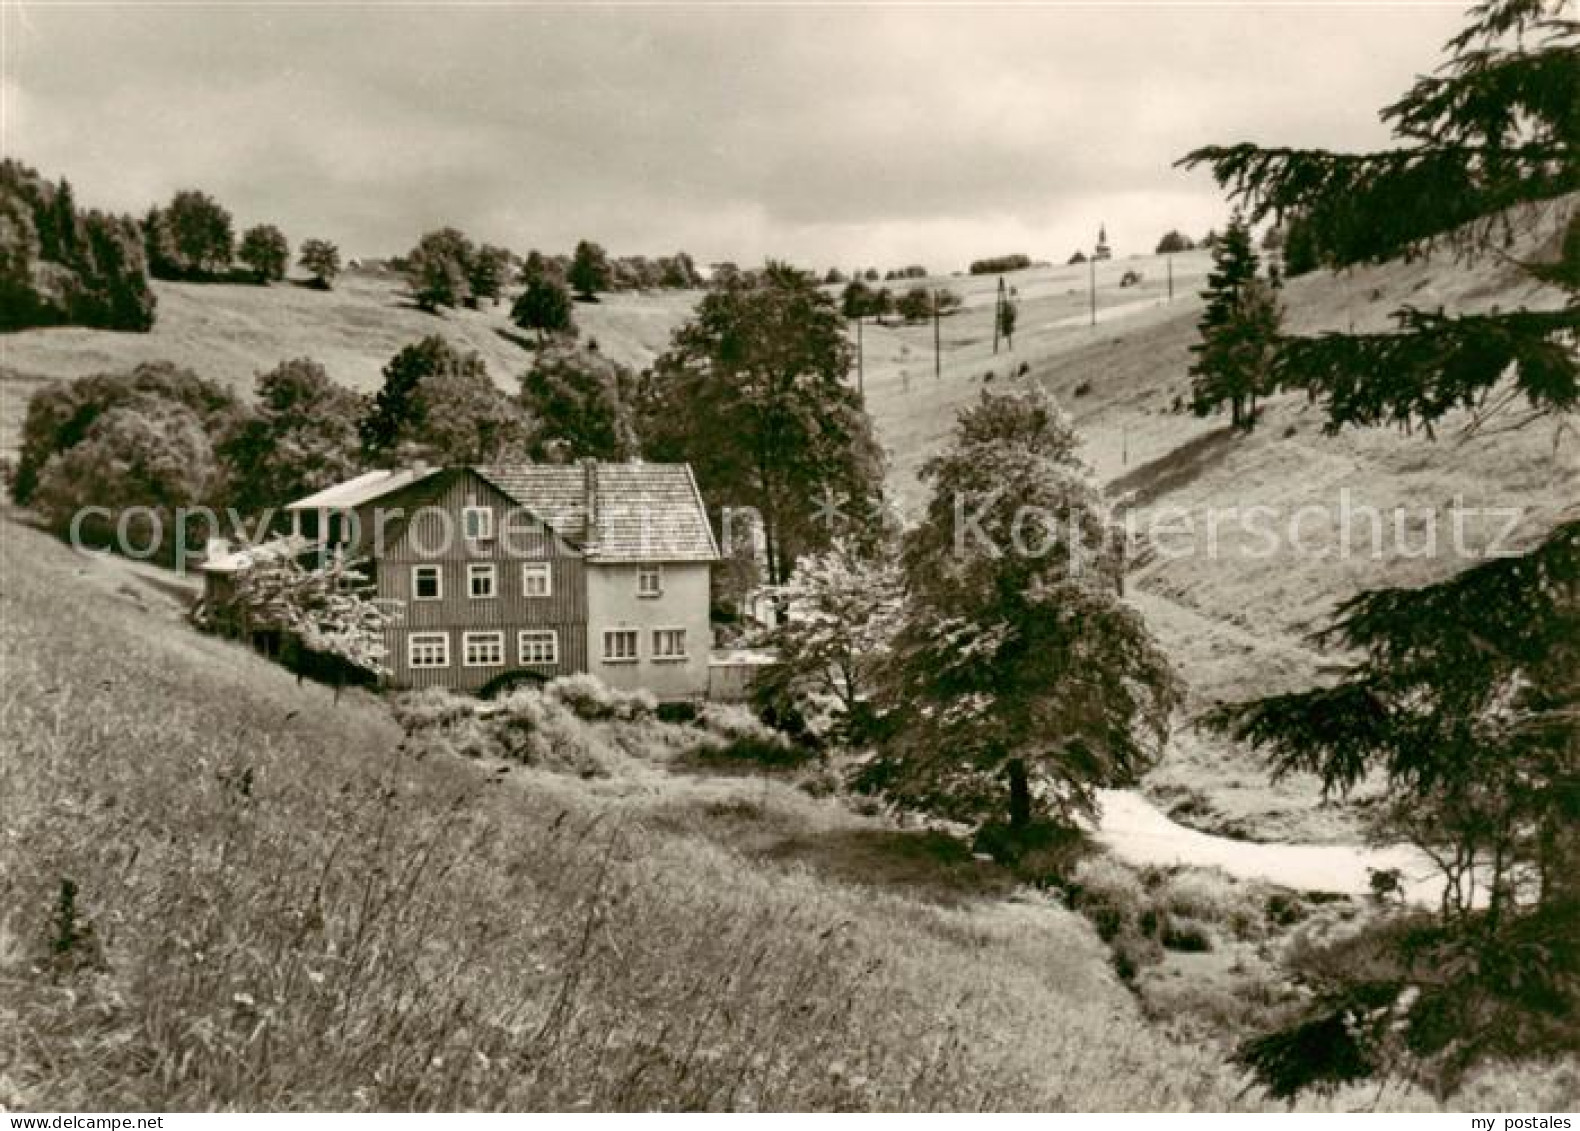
[201, 461, 721, 699]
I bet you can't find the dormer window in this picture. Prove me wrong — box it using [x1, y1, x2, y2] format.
[463, 506, 494, 542]
[637, 564, 663, 598]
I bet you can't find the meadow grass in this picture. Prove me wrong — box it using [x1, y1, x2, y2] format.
[5, 521, 1575, 1110]
[1, 518, 1244, 1111]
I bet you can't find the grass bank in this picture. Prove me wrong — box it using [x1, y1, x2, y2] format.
[1, 517, 1236, 1110]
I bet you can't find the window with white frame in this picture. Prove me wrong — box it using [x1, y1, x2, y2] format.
[408, 631, 450, 669]
[522, 562, 552, 597]
[637, 564, 663, 598]
[463, 631, 505, 667]
[412, 564, 442, 600]
[462, 506, 494, 542]
[518, 629, 558, 665]
[652, 627, 687, 660]
[602, 628, 639, 663]
[467, 563, 497, 599]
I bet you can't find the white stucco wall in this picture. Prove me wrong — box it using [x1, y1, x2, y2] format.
[584, 562, 712, 700]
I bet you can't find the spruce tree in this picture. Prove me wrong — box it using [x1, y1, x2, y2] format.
[1188, 211, 1276, 429]
[1181, 0, 1579, 1097]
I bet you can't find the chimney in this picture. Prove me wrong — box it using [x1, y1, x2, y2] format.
[581, 459, 598, 543]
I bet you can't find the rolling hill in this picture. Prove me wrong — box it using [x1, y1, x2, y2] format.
[3, 201, 1574, 842]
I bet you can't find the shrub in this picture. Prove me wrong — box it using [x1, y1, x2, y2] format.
[973, 819, 1091, 885]
[1266, 891, 1310, 928]
[391, 685, 620, 777]
[1158, 914, 1215, 953]
[1071, 856, 1146, 919]
[1159, 868, 1240, 923]
[491, 688, 617, 777]
[656, 700, 700, 725]
[391, 687, 475, 733]
[1113, 935, 1164, 984]
[968, 253, 1032, 276]
[698, 702, 779, 744]
[690, 732, 812, 770]
[545, 672, 657, 722]
[1072, 380, 1092, 398]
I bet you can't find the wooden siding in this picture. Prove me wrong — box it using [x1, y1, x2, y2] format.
[350, 469, 589, 693]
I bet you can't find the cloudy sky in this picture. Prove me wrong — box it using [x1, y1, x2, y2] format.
[3, 2, 1466, 271]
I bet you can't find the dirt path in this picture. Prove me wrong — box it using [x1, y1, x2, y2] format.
[1091, 788, 1443, 905]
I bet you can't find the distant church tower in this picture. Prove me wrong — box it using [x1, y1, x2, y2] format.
[1094, 224, 1112, 261]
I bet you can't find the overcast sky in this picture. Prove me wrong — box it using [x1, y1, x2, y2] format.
[3, 2, 1467, 271]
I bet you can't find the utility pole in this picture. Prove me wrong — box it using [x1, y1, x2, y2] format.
[933, 289, 942, 380]
[856, 316, 864, 395]
[992, 276, 1005, 354]
[1089, 253, 1097, 328]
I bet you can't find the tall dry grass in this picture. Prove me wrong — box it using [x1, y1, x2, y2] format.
[10, 523, 1567, 1110]
[0, 522, 1243, 1110]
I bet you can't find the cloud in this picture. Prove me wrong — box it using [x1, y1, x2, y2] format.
[2, 2, 1466, 269]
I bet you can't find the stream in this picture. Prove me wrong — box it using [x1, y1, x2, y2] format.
[1091, 789, 1444, 906]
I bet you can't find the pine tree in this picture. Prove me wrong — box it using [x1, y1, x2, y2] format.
[1181, 0, 1579, 1098]
[997, 293, 1019, 349]
[1189, 211, 1277, 429]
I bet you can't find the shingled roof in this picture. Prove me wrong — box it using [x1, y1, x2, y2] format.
[482, 461, 720, 563]
[286, 462, 719, 564]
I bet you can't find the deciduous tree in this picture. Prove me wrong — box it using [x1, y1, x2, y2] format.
[567, 239, 611, 300]
[511, 271, 576, 343]
[641, 262, 884, 584]
[755, 537, 902, 742]
[519, 344, 638, 462]
[298, 238, 342, 289]
[405, 227, 475, 312]
[221, 358, 366, 517]
[146, 189, 234, 280]
[237, 224, 289, 283]
[877, 387, 1179, 831]
[360, 335, 530, 464]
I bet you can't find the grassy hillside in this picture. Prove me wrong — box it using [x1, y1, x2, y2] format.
[8, 517, 1575, 1111]
[2, 202, 1572, 846]
[0, 270, 696, 465]
[0, 515, 1237, 1111]
[862, 204, 1579, 842]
